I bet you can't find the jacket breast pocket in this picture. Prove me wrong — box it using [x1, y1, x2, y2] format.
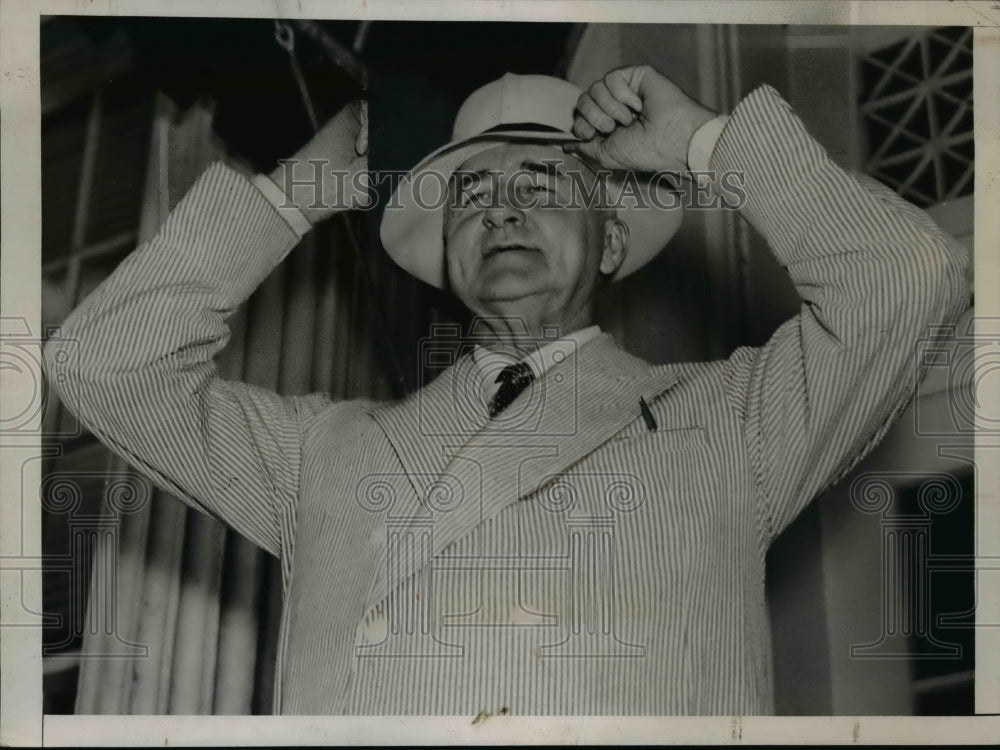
[611, 423, 708, 453]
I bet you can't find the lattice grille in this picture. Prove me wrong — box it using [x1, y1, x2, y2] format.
[860, 26, 973, 207]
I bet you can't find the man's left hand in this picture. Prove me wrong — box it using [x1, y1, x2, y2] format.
[565, 65, 717, 175]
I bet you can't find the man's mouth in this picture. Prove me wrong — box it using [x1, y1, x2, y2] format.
[483, 243, 541, 259]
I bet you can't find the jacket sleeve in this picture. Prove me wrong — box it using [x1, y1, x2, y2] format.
[43, 162, 333, 559]
[717, 86, 970, 544]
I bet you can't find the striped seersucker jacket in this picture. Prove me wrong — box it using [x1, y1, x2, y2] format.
[46, 84, 969, 714]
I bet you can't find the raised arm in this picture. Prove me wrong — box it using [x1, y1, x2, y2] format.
[569, 68, 968, 543]
[711, 85, 968, 542]
[43, 102, 370, 559]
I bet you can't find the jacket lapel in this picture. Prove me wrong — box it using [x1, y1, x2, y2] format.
[431, 335, 679, 555]
[363, 350, 489, 612]
[365, 333, 681, 606]
[366, 348, 489, 509]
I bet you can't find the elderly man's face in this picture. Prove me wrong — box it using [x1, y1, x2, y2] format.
[443, 143, 626, 332]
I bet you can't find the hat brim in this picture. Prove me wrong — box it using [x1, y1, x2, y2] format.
[379, 130, 684, 289]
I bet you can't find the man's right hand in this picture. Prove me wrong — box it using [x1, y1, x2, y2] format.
[565, 66, 715, 176]
[269, 99, 370, 226]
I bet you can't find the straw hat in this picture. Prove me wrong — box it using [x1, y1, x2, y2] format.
[379, 73, 684, 289]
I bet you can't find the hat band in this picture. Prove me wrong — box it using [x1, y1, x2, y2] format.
[478, 122, 568, 135]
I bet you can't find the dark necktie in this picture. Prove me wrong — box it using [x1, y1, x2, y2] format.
[488, 361, 535, 417]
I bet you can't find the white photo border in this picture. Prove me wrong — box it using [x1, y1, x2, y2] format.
[2, 0, 998, 745]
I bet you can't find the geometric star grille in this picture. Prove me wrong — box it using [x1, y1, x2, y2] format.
[860, 26, 974, 207]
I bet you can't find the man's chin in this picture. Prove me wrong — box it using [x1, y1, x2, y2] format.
[473, 278, 548, 305]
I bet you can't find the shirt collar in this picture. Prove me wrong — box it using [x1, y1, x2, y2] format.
[472, 325, 602, 401]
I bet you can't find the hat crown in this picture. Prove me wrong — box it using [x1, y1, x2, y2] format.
[452, 73, 583, 140]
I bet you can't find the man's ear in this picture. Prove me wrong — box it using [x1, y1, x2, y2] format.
[600, 216, 629, 277]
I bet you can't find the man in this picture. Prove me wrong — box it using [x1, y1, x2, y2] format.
[46, 64, 968, 714]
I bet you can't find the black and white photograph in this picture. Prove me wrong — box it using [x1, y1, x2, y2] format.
[1, 0, 998, 743]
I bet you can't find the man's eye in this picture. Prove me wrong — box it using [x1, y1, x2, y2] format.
[512, 182, 550, 197]
[461, 190, 490, 208]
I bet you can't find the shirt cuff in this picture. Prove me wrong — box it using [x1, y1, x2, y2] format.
[250, 173, 313, 239]
[687, 114, 731, 176]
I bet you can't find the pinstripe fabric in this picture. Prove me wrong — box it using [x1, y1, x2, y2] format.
[45, 84, 969, 715]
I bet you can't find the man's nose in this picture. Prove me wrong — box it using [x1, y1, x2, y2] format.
[482, 195, 525, 230]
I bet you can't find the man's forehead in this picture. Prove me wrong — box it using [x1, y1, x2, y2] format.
[455, 142, 587, 174]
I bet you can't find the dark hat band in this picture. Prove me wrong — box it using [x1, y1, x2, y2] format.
[479, 122, 568, 135]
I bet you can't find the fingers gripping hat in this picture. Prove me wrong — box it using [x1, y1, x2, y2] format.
[379, 73, 684, 289]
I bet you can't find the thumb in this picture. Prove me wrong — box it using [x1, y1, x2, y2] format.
[562, 139, 595, 157]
